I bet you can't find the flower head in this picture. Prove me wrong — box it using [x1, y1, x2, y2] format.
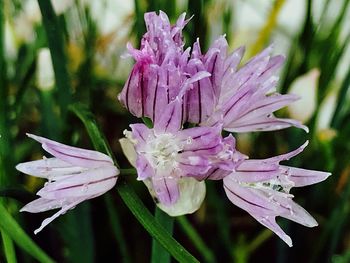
[123, 99, 239, 214]
[118, 10, 331, 247]
[222, 141, 330, 246]
[118, 11, 211, 124]
[16, 134, 119, 234]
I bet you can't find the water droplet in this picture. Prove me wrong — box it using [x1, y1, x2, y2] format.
[186, 137, 193, 144]
[81, 184, 89, 193]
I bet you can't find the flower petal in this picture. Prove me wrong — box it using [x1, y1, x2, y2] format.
[20, 197, 66, 213]
[251, 215, 293, 247]
[33, 198, 85, 234]
[154, 99, 183, 133]
[16, 158, 86, 179]
[151, 175, 179, 205]
[27, 134, 113, 168]
[119, 138, 137, 167]
[37, 166, 118, 199]
[144, 177, 206, 216]
[280, 166, 331, 187]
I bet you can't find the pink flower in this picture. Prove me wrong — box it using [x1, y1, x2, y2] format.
[16, 134, 119, 234]
[222, 141, 330, 246]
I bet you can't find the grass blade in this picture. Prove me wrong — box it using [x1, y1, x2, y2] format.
[37, 0, 72, 118]
[104, 194, 132, 263]
[0, 203, 55, 263]
[1, 231, 17, 263]
[151, 207, 174, 263]
[177, 216, 216, 263]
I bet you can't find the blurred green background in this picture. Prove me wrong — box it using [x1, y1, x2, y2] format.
[0, 0, 350, 262]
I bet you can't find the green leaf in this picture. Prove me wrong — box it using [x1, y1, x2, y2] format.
[69, 103, 199, 263]
[1, 231, 17, 263]
[0, 203, 55, 263]
[37, 0, 72, 118]
[331, 62, 350, 128]
[177, 216, 216, 263]
[151, 207, 174, 263]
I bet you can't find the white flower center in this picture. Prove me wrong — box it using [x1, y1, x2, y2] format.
[143, 133, 183, 170]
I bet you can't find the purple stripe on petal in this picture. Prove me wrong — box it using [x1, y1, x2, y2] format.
[37, 166, 117, 199]
[27, 134, 113, 164]
[251, 214, 293, 247]
[152, 176, 179, 205]
[154, 99, 182, 133]
[136, 155, 155, 180]
[280, 166, 331, 187]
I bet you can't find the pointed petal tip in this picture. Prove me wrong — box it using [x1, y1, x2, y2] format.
[286, 237, 293, 247]
[15, 163, 25, 173]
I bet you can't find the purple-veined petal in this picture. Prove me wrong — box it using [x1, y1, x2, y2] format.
[204, 35, 227, 97]
[258, 55, 285, 83]
[233, 94, 299, 124]
[223, 177, 276, 217]
[224, 115, 309, 133]
[195, 167, 231, 181]
[269, 192, 318, 227]
[151, 175, 179, 205]
[16, 158, 86, 179]
[32, 198, 85, 234]
[185, 59, 215, 124]
[154, 99, 183, 133]
[20, 197, 69, 213]
[235, 159, 279, 172]
[143, 177, 206, 216]
[223, 46, 245, 78]
[251, 214, 293, 247]
[136, 155, 155, 180]
[27, 134, 113, 167]
[177, 125, 222, 152]
[230, 170, 280, 184]
[37, 166, 118, 199]
[130, 123, 154, 145]
[280, 166, 331, 187]
[219, 50, 271, 104]
[264, 141, 309, 163]
[177, 154, 212, 176]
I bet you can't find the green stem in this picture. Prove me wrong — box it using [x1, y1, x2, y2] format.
[151, 207, 174, 263]
[177, 216, 216, 263]
[120, 168, 137, 176]
[117, 181, 199, 263]
[104, 194, 131, 263]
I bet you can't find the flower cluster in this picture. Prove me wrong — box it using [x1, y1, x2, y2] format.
[16, 10, 330, 246]
[119, 11, 330, 246]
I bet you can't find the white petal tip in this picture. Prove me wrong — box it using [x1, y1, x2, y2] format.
[15, 163, 25, 173]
